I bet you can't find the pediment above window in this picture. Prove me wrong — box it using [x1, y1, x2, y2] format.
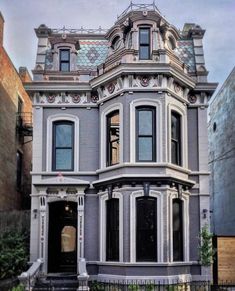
[34, 176, 90, 186]
[49, 36, 80, 50]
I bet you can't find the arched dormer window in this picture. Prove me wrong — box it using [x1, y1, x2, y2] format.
[139, 27, 150, 60]
[60, 49, 70, 72]
[111, 35, 121, 51]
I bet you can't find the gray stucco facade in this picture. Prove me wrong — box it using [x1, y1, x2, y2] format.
[25, 3, 217, 283]
[209, 67, 235, 235]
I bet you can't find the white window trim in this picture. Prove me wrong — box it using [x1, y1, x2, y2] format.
[54, 43, 74, 71]
[46, 114, 79, 172]
[99, 191, 124, 262]
[168, 191, 190, 262]
[130, 99, 162, 163]
[130, 190, 163, 263]
[133, 20, 157, 59]
[167, 103, 188, 168]
[100, 103, 123, 169]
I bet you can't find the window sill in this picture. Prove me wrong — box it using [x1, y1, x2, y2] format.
[97, 162, 191, 174]
[87, 261, 199, 266]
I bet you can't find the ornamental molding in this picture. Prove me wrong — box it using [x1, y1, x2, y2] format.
[97, 74, 187, 101]
[33, 92, 99, 106]
[33, 175, 90, 186]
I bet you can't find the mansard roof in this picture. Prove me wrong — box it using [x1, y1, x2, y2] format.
[33, 3, 208, 77]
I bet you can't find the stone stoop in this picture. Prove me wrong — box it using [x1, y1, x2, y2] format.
[33, 275, 84, 291]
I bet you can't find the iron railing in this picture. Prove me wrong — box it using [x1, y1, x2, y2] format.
[29, 279, 235, 291]
[117, 1, 162, 20]
[16, 112, 33, 136]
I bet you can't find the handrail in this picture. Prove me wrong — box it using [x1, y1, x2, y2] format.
[18, 259, 43, 290]
[51, 26, 108, 34]
[117, 1, 162, 20]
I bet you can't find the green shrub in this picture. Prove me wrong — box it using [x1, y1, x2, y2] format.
[198, 224, 215, 266]
[11, 283, 25, 291]
[0, 230, 29, 280]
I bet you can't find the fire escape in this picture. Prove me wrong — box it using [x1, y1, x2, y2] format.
[16, 112, 33, 143]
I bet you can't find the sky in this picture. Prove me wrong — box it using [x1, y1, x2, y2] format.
[1, 0, 235, 93]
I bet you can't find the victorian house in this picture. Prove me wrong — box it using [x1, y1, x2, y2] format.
[22, 3, 217, 285]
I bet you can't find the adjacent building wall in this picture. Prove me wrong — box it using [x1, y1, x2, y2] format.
[209, 67, 235, 235]
[0, 12, 32, 210]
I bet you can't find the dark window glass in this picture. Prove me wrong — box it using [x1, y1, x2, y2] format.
[16, 151, 22, 190]
[136, 197, 157, 261]
[139, 28, 150, 60]
[52, 121, 74, 171]
[60, 49, 70, 72]
[18, 97, 23, 113]
[173, 199, 183, 261]
[171, 112, 181, 166]
[107, 111, 120, 166]
[106, 198, 119, 261]
[136, 107, 156, 162]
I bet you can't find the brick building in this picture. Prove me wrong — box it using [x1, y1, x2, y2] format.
[0, 12, 32, 210]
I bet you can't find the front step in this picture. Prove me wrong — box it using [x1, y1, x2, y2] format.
[33, 275, 82, 291]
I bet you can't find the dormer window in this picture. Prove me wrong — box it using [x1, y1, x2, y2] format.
[60, 49, 70, 72]
[139, 28, 150, 60]
[111, 36, 121, 51]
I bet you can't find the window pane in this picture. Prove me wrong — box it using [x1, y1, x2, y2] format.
[56, 149, 72, 170]
[171, 114, 180, 140]
[171, 140, 178, 164]
[106, 199, 119, 261]
[56, 124, 73, 147]
[139, 46, 150, 60]
[136, 197, 157, 261]
[61, 226, 76, 253]
[16, 151, 22, 189]
[60, 50, 69, 61]
[60, 62, 70, 72]
[140, 29, 149, 44]
[138, 110, 153, 135]
[138, 137, 152, 161]
[173, 199, 183, 261]
[107, 111, 120, 166]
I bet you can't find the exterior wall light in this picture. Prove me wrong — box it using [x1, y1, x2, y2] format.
[33, 209, 38, 219]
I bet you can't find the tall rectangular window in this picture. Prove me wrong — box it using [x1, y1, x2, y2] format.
[139, 28, 150, 60]
[171, 111, 181, 166]
[106, 111, 120, 166]
[16, 151, 22, 190]
[136, 197, 157, 261]
[60, 49, 70, 72]
[136, 106, 156, 162]
[106, 198, 119, 261]
[52, 121, 74, 171]
[173, 199, 183, 261]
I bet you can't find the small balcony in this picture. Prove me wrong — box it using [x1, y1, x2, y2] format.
[16, 112, 33, 136]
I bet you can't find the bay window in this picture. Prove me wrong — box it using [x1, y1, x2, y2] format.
[136, 106, 156, 162]
[106, 110, 120, 166]
[171, 111, 181, 166]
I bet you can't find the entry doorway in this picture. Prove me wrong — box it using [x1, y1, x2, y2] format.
[48, 201, 77, 273]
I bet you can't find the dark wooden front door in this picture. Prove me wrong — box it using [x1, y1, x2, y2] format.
[48, 201, 77, 273]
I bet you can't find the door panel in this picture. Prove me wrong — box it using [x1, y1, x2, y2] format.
[48, 201, 77, 273]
